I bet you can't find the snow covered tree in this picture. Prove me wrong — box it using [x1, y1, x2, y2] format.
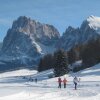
[53, 49, 69, 77]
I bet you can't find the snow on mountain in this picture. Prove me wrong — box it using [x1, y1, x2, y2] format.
[38, 42, 56, 55]
[0, 16, 60, 70]
[57, 15, 100, 50]
[87, 15, 100, 33]
[0, 63, 100, 100]
[1, 15, 100, 71]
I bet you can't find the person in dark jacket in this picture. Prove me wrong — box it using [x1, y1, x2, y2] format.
[58, 77, 62, 88]
[73, 76, 78, 90]
[35, 78, 37, 83]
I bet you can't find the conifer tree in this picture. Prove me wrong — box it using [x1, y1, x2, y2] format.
[68, 48, 76, 65]
[38, 54, 54, 72]
[38, 58, 43, 72]
[53, 49, 68, 77]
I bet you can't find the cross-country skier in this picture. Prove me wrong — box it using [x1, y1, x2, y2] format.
[35, 78, 37, 83]
[73, 76, 78, 90]
[63, 78, 67, 88]
[58, 77, 62, 88]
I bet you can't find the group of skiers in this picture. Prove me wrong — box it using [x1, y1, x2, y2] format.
[58, 76, 79, 90]
[27, 75, 79, 90]
[58, 77, 67, 88]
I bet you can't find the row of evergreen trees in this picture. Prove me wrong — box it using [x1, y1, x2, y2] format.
[81, 39, 100, 68]
[71, 39, 100, 72]
[38, 54, 54, 72]
[38, 38, 100, 76]
[38, 49, 76, 77]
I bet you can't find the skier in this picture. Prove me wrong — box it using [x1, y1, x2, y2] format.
[63, 78, 67, 88]
[35, 78, 37, 83]
[73, 76, 78, 90]
[58, 77, 62, 88]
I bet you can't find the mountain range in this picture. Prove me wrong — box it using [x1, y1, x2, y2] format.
[0, 15, 100, 71]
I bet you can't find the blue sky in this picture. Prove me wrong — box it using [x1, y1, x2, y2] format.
[0, 0, 100, 42]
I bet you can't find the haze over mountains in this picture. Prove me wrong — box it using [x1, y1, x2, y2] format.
[0, 15, 100, 71]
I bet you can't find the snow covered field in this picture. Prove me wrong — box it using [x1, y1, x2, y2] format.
[0, 64, 100, 100]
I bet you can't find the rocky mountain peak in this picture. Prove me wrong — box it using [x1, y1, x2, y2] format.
[81, 15, 100, 34]
[11, 16, 60, 44]
[57, 16, 100, 51]
[0, 16, 60, 70]
[12, 16, 31, 29]
[66, 26, 75, 32]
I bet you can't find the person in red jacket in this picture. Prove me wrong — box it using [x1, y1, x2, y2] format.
[58, 77, 62, 88]
[63, 78, 67, 88]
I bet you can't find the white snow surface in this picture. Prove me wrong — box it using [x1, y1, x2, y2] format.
[87, 15, 100, 33]
[0, 64, 100, 100]
[38, 42, 56, 55]
[30, 35, 56, 54]
[0, 69, 37, 78]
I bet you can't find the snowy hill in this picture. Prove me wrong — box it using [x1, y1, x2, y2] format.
[0, 63, 100, 100]
[0, 69, 37, 78]
[70, 63, 100, 81]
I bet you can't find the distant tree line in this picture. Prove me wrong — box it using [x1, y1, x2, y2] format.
[81, 39, 100, 67]
[73, 39, 100, 72]
[38, 38, 100, 76]
[38, 49, 76, 77]
[38, 54, 54, 72]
